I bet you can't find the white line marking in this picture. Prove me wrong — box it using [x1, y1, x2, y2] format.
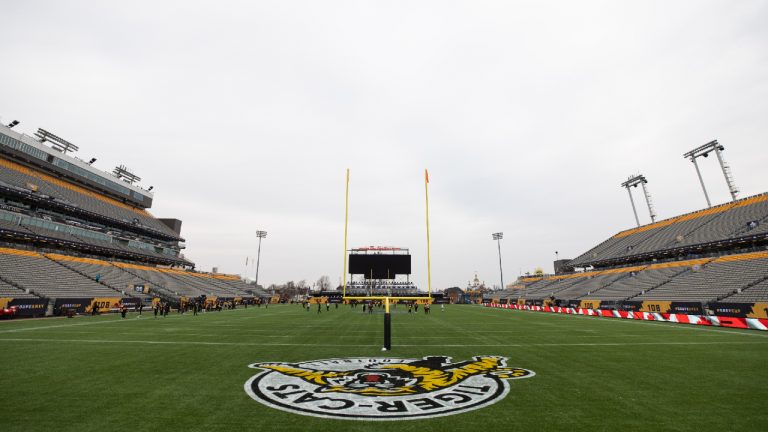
[0, 338, 765, 348]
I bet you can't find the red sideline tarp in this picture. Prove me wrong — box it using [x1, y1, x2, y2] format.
[485, 303, 768, 331]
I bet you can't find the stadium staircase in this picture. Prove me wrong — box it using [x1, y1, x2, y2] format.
[722, 277, 768, 303]
[623, 266, 696, 301]
[717, 273, 768, 302]
[107, 263, 177, 302]
[573, 269, 642, 299]
[0, 274, 39, 298]
[729, 213, 768, 239]
[161, 271, 238, 298]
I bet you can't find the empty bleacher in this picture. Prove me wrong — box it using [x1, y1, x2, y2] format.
[514, 251, 768, 304]
[0, 245, 259, 304]
[569, 193, 768, 267]
[0, 247, 121, 298]
[0, 158, 178, 238]
[632, 252, 768, 302]
[45, 254, 151, 299]
[723, 278, 768, 303]
[0, 279, 36, 298]
[579, 264, 691, 301]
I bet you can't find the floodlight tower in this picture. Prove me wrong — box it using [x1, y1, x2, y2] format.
[255, 230, 267, 290]
[492, 232, 504, 290]
[683, 140, 739, 207]
[621, 174, 657, 227]
[34, 128, 79, 154]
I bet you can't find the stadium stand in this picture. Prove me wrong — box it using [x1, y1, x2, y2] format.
[0, 120, 267, 317]
[632, 252, 768, 302]
[0, 158, 177, 238]
[568, 193, 768, 268]
[502, 192, 768, 316]
[0, 278, 36, 298]
[0, 247, 120, 298]
[724, 278, 768, 302]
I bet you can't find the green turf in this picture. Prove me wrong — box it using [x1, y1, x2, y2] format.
[1, 304, 766, 431]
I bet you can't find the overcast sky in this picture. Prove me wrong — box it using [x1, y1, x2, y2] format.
[1, 1, 766, 290]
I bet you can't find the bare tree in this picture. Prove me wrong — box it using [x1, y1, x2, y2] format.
[316, 275, 331, 291]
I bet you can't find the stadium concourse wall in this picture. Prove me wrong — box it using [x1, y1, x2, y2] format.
[485, 303, 768, 331]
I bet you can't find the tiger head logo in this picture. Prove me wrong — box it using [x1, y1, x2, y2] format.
[253, 355, 532, 397]
[246, 355, 535, 420]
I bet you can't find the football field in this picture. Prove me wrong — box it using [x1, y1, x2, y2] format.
[1, 304, 766, 431]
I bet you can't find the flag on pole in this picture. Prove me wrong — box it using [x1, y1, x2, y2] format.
[245, 257, 249, 266]
[425, 169, 429, 183]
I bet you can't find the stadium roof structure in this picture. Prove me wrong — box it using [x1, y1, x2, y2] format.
[0, 122, 154, 207]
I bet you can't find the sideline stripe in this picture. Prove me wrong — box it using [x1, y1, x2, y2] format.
[484, 307, 768, 338]
[0, 338, 765, 348]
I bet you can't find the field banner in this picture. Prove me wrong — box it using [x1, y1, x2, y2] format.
[578, 300, 601, 310]
[486, 303, 768, 331]
[120, 298, 142, 309]
[86, 297, 122, 313]
[752, 303, 768, 319]
[0, 297, 10, 309]
[620, 301, 643, 311]
[9, 298, 48, 316]
[640, 301, 672, 313]
[668, 302, 704, 315]
[711, 302, 768, 319]
[54, 298, 91, 314]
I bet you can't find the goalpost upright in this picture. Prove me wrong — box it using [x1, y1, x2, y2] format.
[341, 168, 434, 351]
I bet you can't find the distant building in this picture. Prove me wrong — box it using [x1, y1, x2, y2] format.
[443, 287, 464, 304]
[553, 259, 572, 275]
[465, 273, 489, 303]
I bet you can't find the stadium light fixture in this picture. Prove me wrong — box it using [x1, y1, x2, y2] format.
[34, 128, 79, 154]
[683, 140, 739, 207]
[492, 232, 504, 290]
[255, 230, 268, 290]
[621, 174, 656, 227]
[7, 120, 19, 128]
[112, 165, 142, 184]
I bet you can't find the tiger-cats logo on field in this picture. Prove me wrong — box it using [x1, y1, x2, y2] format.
[244, 355, 535, 420]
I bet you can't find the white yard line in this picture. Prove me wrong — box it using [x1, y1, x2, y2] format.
[0, 338, 765, 348]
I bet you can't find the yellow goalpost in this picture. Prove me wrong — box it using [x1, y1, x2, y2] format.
[341, 168, 434, 350]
